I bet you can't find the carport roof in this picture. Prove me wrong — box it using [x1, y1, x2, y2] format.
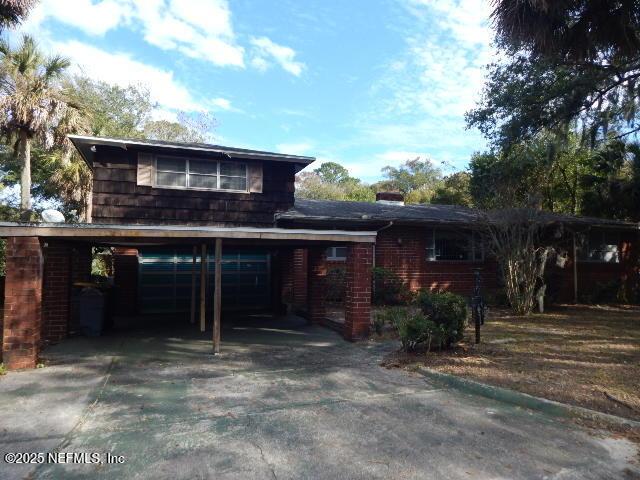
[0, 222, 377, 243]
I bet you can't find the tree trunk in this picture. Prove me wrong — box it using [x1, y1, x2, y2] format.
[18, 130, 31, 214]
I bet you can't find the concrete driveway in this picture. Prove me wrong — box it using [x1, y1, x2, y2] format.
[0, 315, 637, 479]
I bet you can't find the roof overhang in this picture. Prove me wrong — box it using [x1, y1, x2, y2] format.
[68, 135, 316, 173]
[0, 222, 376, 243]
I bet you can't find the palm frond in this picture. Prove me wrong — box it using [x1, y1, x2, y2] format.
[44, 55, 70, 80]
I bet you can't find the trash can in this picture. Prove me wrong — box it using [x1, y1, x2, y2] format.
[79, 287, 105, 336]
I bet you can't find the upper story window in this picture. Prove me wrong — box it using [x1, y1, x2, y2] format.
[579, 231, 620, 263]
[155, 156, 248, 192]
[326, 246, 348, 261]
[426, 228, 483, 262]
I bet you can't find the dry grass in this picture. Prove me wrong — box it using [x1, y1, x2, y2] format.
[385, 304, 640, 421]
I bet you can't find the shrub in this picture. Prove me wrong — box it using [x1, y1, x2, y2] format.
[325, 267, 346, 302]
[375, 306, 441, 351]
[374, 306, 412, 334]
[417, 290, 468, 348]
[372, 267, 412, 305]
[395, 313, 443, 352]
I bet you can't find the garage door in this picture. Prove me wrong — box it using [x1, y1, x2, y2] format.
[138, 248, 271, 314]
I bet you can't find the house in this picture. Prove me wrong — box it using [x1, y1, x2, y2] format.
[0, 135, 637, 370]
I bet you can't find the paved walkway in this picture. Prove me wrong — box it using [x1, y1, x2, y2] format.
[0, 315, 637, 479]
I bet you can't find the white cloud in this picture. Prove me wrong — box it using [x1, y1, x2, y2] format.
[52, 40, 202, 112]
[24, 0, 305, 75]
[133, 0, 244, 68]
[377, 0, 493, 118]
[22, 0, 129, 36]
[251, 36, 305, 77]
[348, 0, 492, 173]
[211, 98, 232, 110]
[276, 142, 313, 156]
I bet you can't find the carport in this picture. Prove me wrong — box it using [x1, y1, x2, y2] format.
[0, 222, 376, 370]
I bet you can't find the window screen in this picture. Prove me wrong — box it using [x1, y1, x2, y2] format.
[580, 231, 620, 263]
[326, 246, 347, 260]
[155, 156, 247, 191]
[426, 229, 483, 262]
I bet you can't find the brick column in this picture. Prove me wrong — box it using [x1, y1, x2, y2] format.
[307, 247, 327, 324]
[42, 242, 71, 344]
[3, 237, 43, 369]
[344, 243, 373, 341]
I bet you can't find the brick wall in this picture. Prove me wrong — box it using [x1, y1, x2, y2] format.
[375, 226, 498, 296]
[2, 237, 43, 369]
[292, 248, 308, 308]
[279, 249, 294, 305]
[549, 230, 640, 303]
[344, 243, 373, 340]
[307, 248, 326, 323]
[113, 248, 138, 315]
[42, 242, 71, 344]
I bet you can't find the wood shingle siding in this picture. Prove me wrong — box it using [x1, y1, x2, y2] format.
[91, 147, 295, 226]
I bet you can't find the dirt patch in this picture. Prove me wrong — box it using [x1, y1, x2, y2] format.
[382, 304, 640, 424]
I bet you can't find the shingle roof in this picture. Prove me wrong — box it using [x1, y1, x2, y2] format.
[277, 198, 638, 229]
[68, 135, 315, 172]
[278, 199, 482, 224]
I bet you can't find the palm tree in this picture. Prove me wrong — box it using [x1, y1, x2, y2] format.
[0, 0, 36, 31]
[490, 0, 640, 62]
[0, 34, 83, 215]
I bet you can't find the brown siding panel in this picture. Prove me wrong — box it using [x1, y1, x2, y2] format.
[91, 147, 295, 226]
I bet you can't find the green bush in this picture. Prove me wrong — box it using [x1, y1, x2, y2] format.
[375, 306, 441, 351]
[372, 267, 412, 305]
[417, 290, 468, 348]
[395, 313, 443, 352]
[374, 306, 412, 334]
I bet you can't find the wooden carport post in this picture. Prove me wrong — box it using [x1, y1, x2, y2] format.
[199, 244, 207, 332]
[213, 238, 222, 354]
[190, 245, 197, 324]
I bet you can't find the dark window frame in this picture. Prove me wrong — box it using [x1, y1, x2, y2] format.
[326, 246, 348, 261]
[578, 230, 620, 264]
[154, 155, 248, 193]
[425, 228, 484, 262]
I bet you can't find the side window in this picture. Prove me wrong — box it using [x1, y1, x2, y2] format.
[156, 157, 187, 187]
[426, 229, 483, 262]
[580, 231, 620, 263]
[154, 155, 247, 192]
[326, 246, 347, 261]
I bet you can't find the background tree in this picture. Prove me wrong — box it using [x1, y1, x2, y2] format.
[375, 157, 443, 204]
[143, 111, 216, 143]
[0, 35, 86, 215]
[431, 171, 472, 207]
[66, 77, 153, 139]
[295, 166, 375, 202]
[469, 1, 640, 147]
[313, 162, 352, 184]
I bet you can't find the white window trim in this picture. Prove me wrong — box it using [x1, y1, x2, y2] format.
[153, 155, 249, 193]
[426, 228, 484, 262]
[578, 231, 621, 264]
[326, 246, 347, 261]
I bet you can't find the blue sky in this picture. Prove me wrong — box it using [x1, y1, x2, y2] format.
[18, 0, 493, 183]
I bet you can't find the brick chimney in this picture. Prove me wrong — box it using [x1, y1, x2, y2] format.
[375, 191, 404, 205]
